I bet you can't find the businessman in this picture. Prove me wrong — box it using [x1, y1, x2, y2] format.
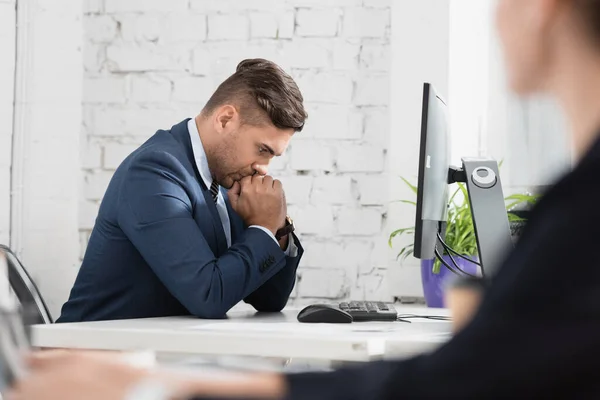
[58, 58, 307, 322]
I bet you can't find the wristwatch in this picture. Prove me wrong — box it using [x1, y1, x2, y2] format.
[275, 215, 294, 240]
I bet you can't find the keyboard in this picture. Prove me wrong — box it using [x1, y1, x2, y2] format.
[338, 301, 398, 322]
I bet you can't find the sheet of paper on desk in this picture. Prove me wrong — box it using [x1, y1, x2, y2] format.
[188, 322, 400, 334]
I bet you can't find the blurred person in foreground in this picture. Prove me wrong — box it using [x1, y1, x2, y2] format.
[9, 0, 600, 398]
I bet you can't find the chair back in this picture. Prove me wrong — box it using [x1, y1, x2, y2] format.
[0, 245, 53, 325]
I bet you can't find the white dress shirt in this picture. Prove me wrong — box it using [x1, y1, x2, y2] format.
[187, 118, 297, 256]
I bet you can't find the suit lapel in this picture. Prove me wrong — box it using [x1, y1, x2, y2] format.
[171, 119, 228, 256]
[223, 190, 245, 244]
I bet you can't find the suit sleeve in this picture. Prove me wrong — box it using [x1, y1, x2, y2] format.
[243, 234, 303, 312]
[117, 151, 288, 319]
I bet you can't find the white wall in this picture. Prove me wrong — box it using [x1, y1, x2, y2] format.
[0, 0, 16, 245]
[81, 0, 394, 302]
[10, 0, 83, 318]
[447, 0, 571, 194]
[386, 0, 450, 299]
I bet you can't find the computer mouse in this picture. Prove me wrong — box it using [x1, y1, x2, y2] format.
[297, 304, 353, 323]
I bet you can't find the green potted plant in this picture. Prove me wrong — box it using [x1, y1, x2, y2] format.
[389, 178, 539, 307]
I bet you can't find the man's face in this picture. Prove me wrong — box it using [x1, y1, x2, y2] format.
[208, 107, 294, 189]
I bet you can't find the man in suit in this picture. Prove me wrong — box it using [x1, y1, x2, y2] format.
[57, 59, 307, 322]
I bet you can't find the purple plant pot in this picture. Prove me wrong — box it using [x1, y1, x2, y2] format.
[421, 256, 480, 308]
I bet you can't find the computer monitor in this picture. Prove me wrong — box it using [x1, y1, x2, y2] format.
[413, 83, 513, 279]
[414, 83, 450, 260]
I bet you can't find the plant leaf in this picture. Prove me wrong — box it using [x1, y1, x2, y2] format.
[388, 228, 415, 247]
[392, 200, 417, 206]
[400, 177, 418, 194]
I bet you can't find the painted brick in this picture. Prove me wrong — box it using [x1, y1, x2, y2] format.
[105, 0, 188, 13]
[357, 175, 388, 205]
[85, 15, 118, 43]
[332, 39, 361, 70]
[311, 176, 356, 205]
[84, 0, 103, 14]
[354, 72, 389, 106]
[277, 11, 295, 39]
[207, 15, 249, 41]
[107, 42, 191, 72]
[287, 0, 361, 6]
[281, 40, 330, 69]
[172, 76, 215, 103]
[303, 104, 362, 140]
[89, 106, 185, 138]
[337, 143, 385, 172]
[83, 43, 104, 73]
[83, 76, 127, 103]
[130, 74, 172, 102]
[164, 14, 208, 42]
[297, 268, 346, 298]
[290, 141, 334, 172]
[294, 70, 353, 104]
[190, 0, 284, 13]
[360, 41, 390, 71]
[103, 143, 139, 170]
[249, 13, 278, 39]
[79, 200, 100, 230]
[337, 207, 383, 236]
[280, 175, 313, 205]
[296, 8, 340, 37]
[80, 140, 103, 170]
[288, 204, 334, 236]
[268, 152, 289, 173]
[120, 13, 208, 43]
[84, 170, 114, 201]
[351, 273, 390, 301]
[343, 8, 388, 38]
[118, 14, 162, 42]
[363, 107, 389, 146]
[363, 0, 391, 7]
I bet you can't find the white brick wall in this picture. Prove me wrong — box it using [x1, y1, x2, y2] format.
[82, 0, 393, 302]
[296, 9, 341, 37]
[208, 15, 249, 41]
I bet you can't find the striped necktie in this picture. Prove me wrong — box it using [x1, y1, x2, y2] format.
[209, 180, 219, 203]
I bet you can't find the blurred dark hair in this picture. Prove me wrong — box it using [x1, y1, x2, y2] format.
[203, 58, 307, 132]
[574, 0, 600, 43]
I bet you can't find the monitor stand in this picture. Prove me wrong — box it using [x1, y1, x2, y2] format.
[447, 158, 513, 279]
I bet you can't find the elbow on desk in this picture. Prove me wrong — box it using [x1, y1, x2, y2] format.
[188, 304, 229, 319]
[249, 297, 289, 313]
[185, 295, 231, 319]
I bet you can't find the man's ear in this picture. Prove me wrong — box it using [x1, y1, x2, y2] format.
[213, 105, 238, 133]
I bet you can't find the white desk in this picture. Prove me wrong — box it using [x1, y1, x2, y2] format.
[31, 305, 451, 363]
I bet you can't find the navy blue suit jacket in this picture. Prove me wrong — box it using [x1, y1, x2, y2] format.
[58, 119, 303, 322]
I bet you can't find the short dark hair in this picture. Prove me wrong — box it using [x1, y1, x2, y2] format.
[574, 0, 600, 44]
[203, 58, 307, 132]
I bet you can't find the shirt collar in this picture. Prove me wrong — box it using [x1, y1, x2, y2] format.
[188, 117, 214, 190]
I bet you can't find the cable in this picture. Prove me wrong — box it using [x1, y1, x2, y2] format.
[397, 314, 451, 321]
[439, 245, 479, 279]
[434, 248, 461, 276]
[436, 234, 480, 278]
[436, 234, 482, 266]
